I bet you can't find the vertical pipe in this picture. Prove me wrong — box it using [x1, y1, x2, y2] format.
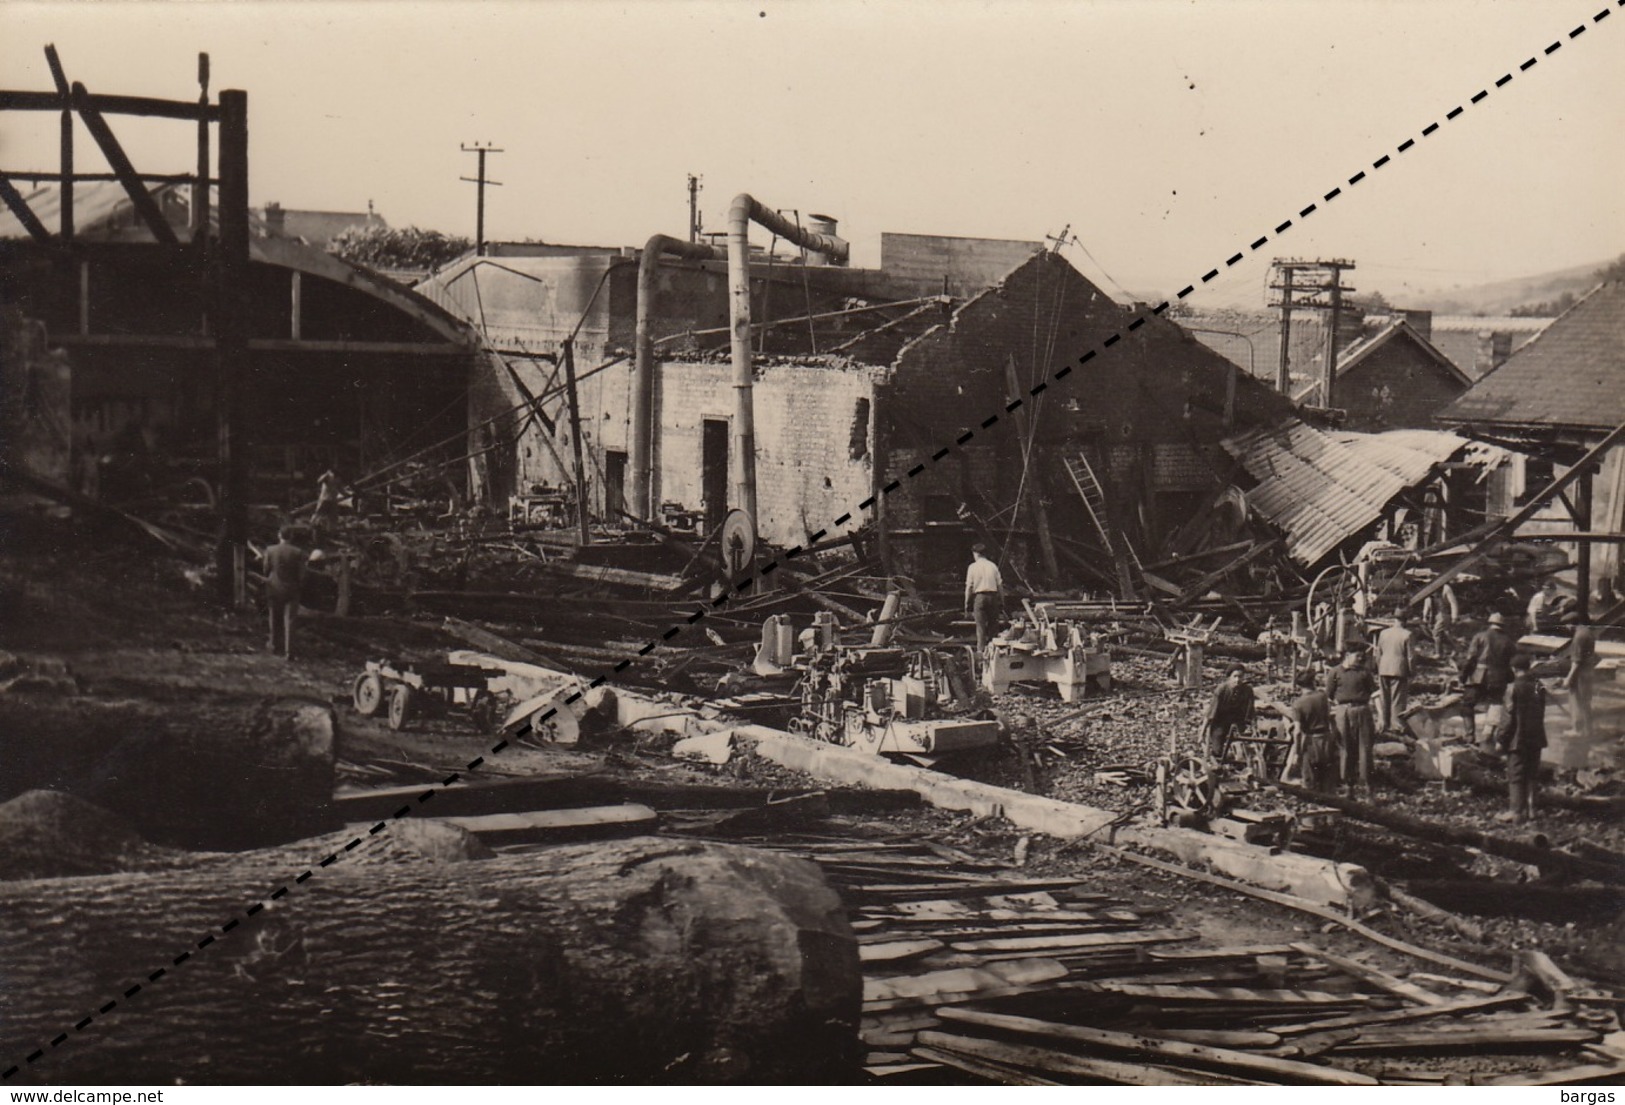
[632, 236, 720, 520]
[562, 338, 591, 546]
[215, 89, 249, 604]
[726, 194, 759, 527]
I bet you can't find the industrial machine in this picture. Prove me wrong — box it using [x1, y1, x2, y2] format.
[753, 613, 1001, 761]
[981, 600, 1113, 702]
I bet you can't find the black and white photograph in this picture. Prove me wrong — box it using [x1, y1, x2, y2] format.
[0, 0, 1622, 1091]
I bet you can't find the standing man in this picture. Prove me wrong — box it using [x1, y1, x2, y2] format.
[1460, 612, 1517, 747]
[1374, 616, 1415, 735]
[1326, 647, 1377, 796]
[313, 468, 340, 524]
[1527, 580, 1559, 635]
[1565, 612, 1598, 741]
[262, 526, 308, 661]
[964, 543, 1004, 652]
[1288, 668, 1335, 792]
[1204, 667, 1255, 760]
[1496, 653, 1547, 824]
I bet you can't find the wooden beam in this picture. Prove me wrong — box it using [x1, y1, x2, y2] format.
[1176, 539, 1278, 606]
[70, 81, 178, 244]
[0, 88, 219, 121]
[43, 46, 71, 239]
[0, 172, 49, 239]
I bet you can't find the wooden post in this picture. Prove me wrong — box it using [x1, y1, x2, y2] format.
[192, 53, 209, 238]
[44, 45, 72, 240]
[561, 338, 591, 546]
[289, 270, 301, 340]
[1576, 466, 1593, 620]
[214, 89, 249, 604]
[1275, 266, 1293, 394]
[1323, 268, 1344, 409]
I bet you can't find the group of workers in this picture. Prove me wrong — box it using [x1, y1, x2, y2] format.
[1205, 593, 1600, 825]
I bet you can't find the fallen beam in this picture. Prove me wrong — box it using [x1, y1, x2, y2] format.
[724, 723, 1374, 909]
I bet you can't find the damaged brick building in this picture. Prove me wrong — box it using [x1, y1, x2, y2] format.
[418, 220, 1294, 582]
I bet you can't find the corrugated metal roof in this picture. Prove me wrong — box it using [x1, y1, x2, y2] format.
[1223, 421, 1475, 565]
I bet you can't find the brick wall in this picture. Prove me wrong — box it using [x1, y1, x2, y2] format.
[1334, 337, 1468, 432]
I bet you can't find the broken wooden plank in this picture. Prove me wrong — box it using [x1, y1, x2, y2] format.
[864, 958, 1068, 1004]
[948, 928, 1198, 954]
[850, 878, 1087, 900]
[1329, 1026, 1596, 1054]
[860, 939, 947, 965]
[1142, 1028, 1283, 1049]
[915, 1031, 1267, 1086]
[936, 1008, 1378, 1085]
[425, 804, 658, 845]
[1292, 944, 1447, 1006]
[1079, 981, 1370, 1006]
[1268, 992, 1529, 1037]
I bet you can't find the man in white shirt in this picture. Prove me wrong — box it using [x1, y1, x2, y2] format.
[1527, 580, 1559, 634]
[964, 543, 1004, 651]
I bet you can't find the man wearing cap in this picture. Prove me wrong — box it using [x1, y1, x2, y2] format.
[1325, 648, 1377, 795]
[1565, 612, 1598, 741]
[1460, 612, 1517, 747]
[964, 543, 1004, 652]
[1373, 615, 1415, 735]
[1288, 668, 1335, 792]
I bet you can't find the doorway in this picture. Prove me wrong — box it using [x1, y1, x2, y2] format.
[701, 418, 729, 533]
[604, 450, 626, 522]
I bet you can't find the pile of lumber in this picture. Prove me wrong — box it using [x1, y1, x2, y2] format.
[697, 829, 1622, 1086]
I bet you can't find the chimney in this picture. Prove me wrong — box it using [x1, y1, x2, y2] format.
[803, 213, 848, 267]
[264, 201, 286, 237]
[1402, 309, 1432, 342]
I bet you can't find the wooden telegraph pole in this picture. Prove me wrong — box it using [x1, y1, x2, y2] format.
[459, 142, 503, 256]
[215, 89, 249, 604]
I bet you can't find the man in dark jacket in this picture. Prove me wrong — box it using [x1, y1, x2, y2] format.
[1326, 648, 1377, 795]
[1460, 612, 1516, 747]
[1288, 668, 1335, 792]
[1496, 653, 1547, 824]
[1204, 667, 1255, 759]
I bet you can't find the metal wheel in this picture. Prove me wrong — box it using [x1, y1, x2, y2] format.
[1169, 755, 1216, 814]
[353, 672, 384, 717]
[387, 683, 414, 731]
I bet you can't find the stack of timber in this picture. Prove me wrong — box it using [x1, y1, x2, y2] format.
[695, 829, 1621, 1086]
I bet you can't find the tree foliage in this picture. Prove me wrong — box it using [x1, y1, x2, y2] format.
[327, 224, 472, 272]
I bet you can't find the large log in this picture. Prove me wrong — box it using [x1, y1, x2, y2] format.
[0, 694, 335, 849]
[0, 829, 860, 1085]
[1271, 781, 1624, 884]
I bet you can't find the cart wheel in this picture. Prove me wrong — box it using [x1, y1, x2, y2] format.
[353, 672, 384, 717]
[1170, 755, 1216, 814]
[387, 683, 414, 731]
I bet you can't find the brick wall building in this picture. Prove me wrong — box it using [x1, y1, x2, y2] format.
[1323, 318, 1471, 432]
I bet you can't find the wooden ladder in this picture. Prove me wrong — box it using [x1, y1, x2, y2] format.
[1063, 452, 1137, 600]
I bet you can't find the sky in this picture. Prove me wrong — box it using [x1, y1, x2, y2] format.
[2, 0, 1621, 311]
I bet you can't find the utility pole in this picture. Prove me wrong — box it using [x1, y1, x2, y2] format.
[561, 338, 591, 547]
[1275, 266, 1293, 394]
[687, 174, 703, 242]
[459, 142, 503, 256]
[1269, 259, 1356, 407]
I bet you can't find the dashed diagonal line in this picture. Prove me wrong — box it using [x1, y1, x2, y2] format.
[4, 1, 1618, 1079]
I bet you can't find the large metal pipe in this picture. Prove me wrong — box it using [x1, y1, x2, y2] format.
[632, 234, 721, 519]
[726, 194, 850, 528]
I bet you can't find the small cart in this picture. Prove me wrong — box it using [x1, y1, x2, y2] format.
[351, 656, 510, 732]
